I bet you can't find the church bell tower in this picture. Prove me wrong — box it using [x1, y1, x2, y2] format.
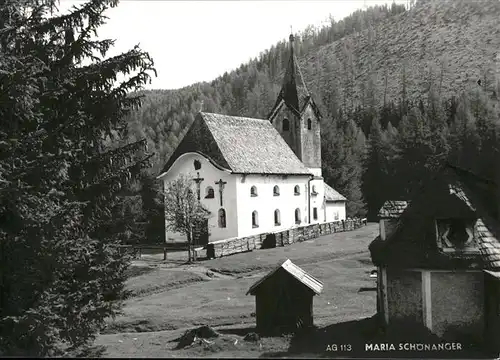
[268, 33, 322, 175]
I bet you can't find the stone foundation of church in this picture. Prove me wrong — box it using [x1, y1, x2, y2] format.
[202, 219, 365, 259]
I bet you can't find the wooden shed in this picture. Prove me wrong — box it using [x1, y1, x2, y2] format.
[246, 259, 323, 335]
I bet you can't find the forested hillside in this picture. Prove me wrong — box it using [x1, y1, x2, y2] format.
[124, 0, 500, 243]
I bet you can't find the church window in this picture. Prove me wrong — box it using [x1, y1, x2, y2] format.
[193, 159, 201, 170]
[313, 207, 318, 220]
[334, 211, 339, 221]
[311, 185, 318, 195]
[295, 208, 301, 224]
[273, 185, 280, 196]
[294, 185, 300, 195]
[218, 208, 226, 228]
[205, 186, 215, 199]
[252, 211, 259, 228]
[307, 118, 312, 130]
[274, 209, 281, 226]
[250, 186, 258, 197]
[283, 118, 290, 131]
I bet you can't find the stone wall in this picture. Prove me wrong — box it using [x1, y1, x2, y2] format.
[203, 218, 365, 259]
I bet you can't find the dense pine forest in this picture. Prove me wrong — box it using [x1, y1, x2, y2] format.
[124, 0, 500, 243]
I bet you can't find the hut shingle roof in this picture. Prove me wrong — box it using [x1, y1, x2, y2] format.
[247, 259, 323, 296]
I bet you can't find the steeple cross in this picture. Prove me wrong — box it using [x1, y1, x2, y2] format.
[215, 178, 227, 207]
[193, 172, 204, 201]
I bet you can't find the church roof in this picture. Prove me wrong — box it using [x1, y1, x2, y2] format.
[324, 183, 346, 202]
[160, 112, 312, 176]
[369, 164, 500, 270]
[246, 259, 323, 296]
[268, 34, 321, 121]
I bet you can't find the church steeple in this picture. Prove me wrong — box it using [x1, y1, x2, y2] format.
[268, 31, 322, 172]
[271, 33, 311, 116]
[281, 33, 301, 112]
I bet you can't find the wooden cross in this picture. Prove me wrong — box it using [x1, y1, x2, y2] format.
[193, 172, 204, 201]
[215, 178, 227, 207]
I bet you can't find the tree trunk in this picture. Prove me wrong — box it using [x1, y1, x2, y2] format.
[190, 227, 195, 262]
[187, 230, 192, 263]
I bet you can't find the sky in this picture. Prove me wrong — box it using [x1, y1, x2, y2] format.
[58, 0, 407, 90]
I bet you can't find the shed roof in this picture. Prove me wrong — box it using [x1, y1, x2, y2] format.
[160, 112, 312, 176]
[324, 183, 346, 202]
[378, 200, 409, 219]
[246, 259, 323, 296]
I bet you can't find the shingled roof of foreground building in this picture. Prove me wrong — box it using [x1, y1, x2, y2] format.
[369, 163, 500, 270]
[160, 112, 312, 176]
[378, 200, 409, 219]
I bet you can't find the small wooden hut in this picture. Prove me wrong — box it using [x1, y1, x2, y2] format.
[246, 259, 323, 335]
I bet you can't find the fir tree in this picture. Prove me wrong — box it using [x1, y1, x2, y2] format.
[0, 0, 155, 355]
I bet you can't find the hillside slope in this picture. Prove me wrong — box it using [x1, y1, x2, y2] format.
[301, 0, 500, 111]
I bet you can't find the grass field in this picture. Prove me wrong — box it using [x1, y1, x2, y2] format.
[93, 223, 490, 358]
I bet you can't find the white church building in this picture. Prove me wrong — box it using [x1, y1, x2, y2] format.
[157, 33, 346, 245]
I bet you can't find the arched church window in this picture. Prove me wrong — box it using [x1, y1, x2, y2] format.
[283, 118, 290, 131]
[252, 211, 259, 228]
[274, 209, 281, 226]
[307, 118, 312, 130]
[273, 185, 280, 196]
[218, 208, 226, 228]
[250, 186, 258, 197]
[294, 185, 300, 195]
[295, 208, 301, 224]
[193, 159, 201, 170]
[205, 186, 215, 199]
[311, 185, 318, 195]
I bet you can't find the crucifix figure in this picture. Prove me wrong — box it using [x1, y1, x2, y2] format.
[215, 178, 227, 207]
[193, 172, 204, 201]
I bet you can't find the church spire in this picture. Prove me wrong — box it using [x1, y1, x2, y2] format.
[267, 31, 323, 172]
[280, 32, 300, 113]
[270, 31, 310, 117]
